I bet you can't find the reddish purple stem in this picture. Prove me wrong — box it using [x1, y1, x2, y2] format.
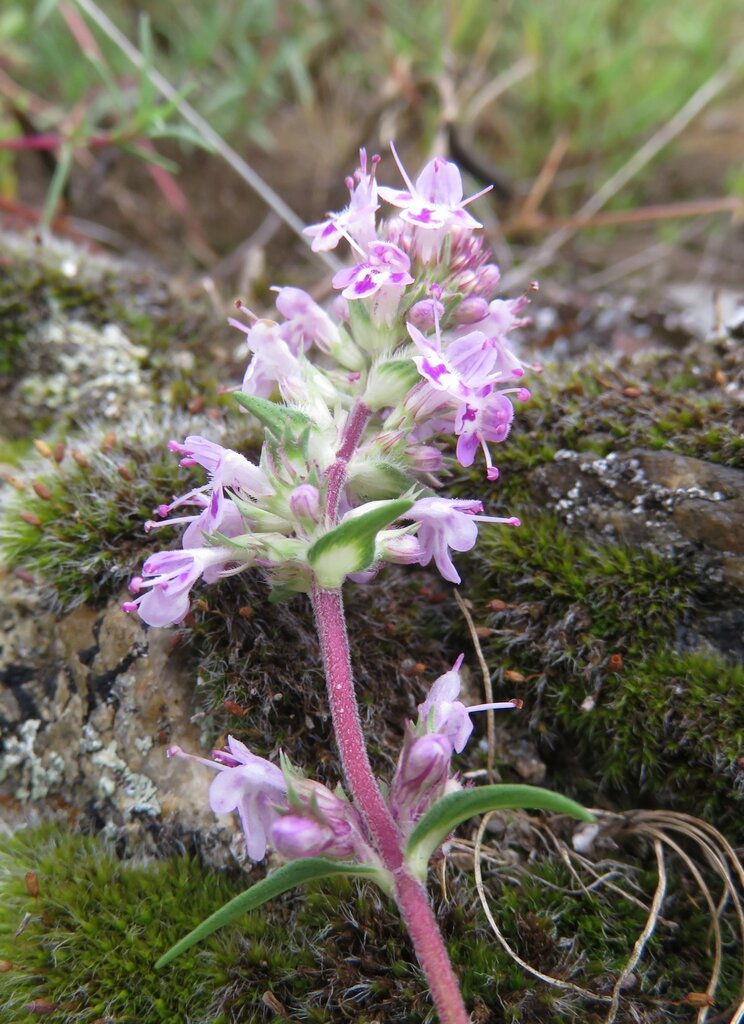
[311, 401, 469, 1024]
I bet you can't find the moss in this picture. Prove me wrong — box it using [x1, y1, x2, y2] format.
[1, 820, 738, 1022]
[0, 412, 257, 609]
[464, 512, 743, 835]
[0, 825, 248, 1024]
[485, 336, 744, 483]
[0, 241, 232, 441]
[182, 568, 451, 782]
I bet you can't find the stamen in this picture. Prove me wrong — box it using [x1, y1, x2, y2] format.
[467, 699, 521, 714]
[389, 141, 416, 195]
[460, 183, 494, 207]
[234, 299, 258, 322]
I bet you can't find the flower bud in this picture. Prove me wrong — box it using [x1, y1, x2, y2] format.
[289, 483, 320, 523]
[377, 531, 422, 565]
[407, 298, 445, 331]
[390, 732, 452, 831]
[271, 814, 347, 859]
[406, 445, 444, 473]
[453, 297, 489, 325]
[475, 263, 501, 297]
[399, 734, 452, 790]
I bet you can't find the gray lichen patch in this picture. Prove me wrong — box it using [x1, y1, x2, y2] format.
[0, 584, 230, 855]
[19, 319, 151, 425]
[0, 228, 232, 442]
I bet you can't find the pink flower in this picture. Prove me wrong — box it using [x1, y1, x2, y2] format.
[145, 488, 245, 548]
[332, 241, 414, 325]
[418, 656, 521, 753]
[168, 738, 287, 861]
[405, 496, 520, 585]
[455, 385, 530, 480]
[273, 286, 342, 355]
[122, 545, 243, 626]
[378, 145, 491, 261]
[167, 436, 273, 498]
[271, 775, 371, 862]
[229, 315, 302, 399]
[303, 149, 380, 252]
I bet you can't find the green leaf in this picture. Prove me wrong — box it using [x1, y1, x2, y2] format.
[405, 784, 594, 879]
[155, 858, 384, 969]
[234, 392, 313, 435]
[308, 498, 413, 588]
[118, 142, 180, 173]
[42, 145, 74, 227]
[347, 458, 412, 500]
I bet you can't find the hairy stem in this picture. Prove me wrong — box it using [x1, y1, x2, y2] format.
[394, 870, 471, 1024]
[311, 585, 469, 1023]
[324, 401, 371, 523]
[311, 585, 403, 868]
[312, 403, 469, 1022]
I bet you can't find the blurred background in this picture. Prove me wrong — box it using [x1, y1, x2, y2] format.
[1, 0, 743, 325]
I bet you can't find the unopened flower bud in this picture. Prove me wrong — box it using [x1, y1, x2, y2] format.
[390, 731, 453, 831]
[289, 484, 320, 523]
[475, 263, 501, 297]
[377, 531, 422, 565]
[453, 297, 489, 325]
[399, 734, 452, 790]
[406, 445, 444, 473]
[331, 295, 350, 322]
[407, 298, 444, 331]
[271, 814, 352, 860]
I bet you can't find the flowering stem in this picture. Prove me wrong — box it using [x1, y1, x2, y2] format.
[325, 401, 371, 523]
[311, 585, 469, 1023]
[311, 585, 403, 867]
[310, 396, 469, 1023]
[393, 871, 470, 1024]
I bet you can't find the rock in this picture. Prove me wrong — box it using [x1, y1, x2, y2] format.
[0, 578, 234, 860]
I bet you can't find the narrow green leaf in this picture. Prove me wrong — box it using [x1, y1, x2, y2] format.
[308, 498, 413, 588]
[155, 858, 383, 969]
[118, 142, 180, 173]
[234, 392, 312, 434]
[42, 145, 74, 227]
[405, 784, 594, 879]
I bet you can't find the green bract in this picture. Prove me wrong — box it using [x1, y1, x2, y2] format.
[307, 497, 413, 588]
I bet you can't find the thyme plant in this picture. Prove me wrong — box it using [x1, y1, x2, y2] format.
[125, 147, 592, 1022]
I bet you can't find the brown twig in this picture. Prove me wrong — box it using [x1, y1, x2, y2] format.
[518, 134, 570, 223]
[502, 40, 744, 288]
[509, 195, 742, 233]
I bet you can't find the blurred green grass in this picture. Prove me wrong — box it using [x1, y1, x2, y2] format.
[1, 0, 741, 239]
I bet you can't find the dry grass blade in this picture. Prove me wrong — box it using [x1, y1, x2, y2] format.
[630, 810, 744, 1001]
[454, 589, 496, 782]
[472, 812, 612, 1003]
[511, 196, 742, 233]
[465, 56, 537, 124]
[72, 0, 341, 271]
[639, 826, 722, 1024]
[471, 807, 743, 1020]
[502, 40, 744, 288]
[604, 838, 667, 1024]
[517, 134, 570, 224]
